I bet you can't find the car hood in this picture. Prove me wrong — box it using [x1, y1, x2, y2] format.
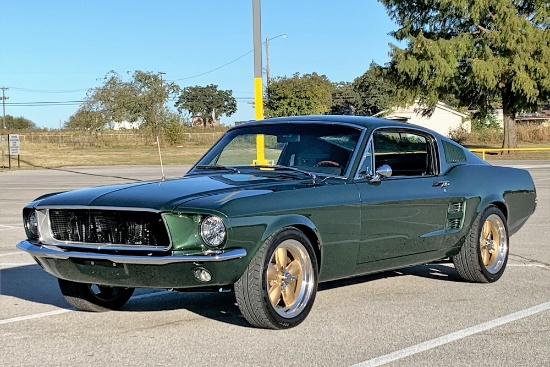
[33, 173, 305, 212]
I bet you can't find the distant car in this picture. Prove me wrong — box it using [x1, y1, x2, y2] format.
[17, 115, 537, 329]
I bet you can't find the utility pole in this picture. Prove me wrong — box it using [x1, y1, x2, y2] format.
[1, 87, 8, 130]
[252, 0, 263, 121]
[159, 71, 165, 88]
[264, 34, 286, 107]
[252, 0, 268, 164]
[265, 37, 270, 88]
[156, 72, 166, 138]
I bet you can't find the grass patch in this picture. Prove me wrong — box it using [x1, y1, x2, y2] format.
[1, 124, 549, 171]
[1, 143, 210, 171]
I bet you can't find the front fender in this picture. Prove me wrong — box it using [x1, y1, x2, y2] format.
[224, 214, 321, 281]
[261, 214, 320, 245]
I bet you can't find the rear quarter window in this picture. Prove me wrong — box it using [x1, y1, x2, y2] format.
[442, 140, 467, 163]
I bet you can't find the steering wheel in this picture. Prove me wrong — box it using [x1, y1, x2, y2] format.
[314, 160, 342, 168]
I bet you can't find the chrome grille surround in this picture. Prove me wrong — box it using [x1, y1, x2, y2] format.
[35, 206, 171, 251]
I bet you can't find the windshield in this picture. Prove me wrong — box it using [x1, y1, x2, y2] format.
[193, 123, 362, 177]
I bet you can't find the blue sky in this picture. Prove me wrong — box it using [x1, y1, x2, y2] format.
[1, 1, 399, 129]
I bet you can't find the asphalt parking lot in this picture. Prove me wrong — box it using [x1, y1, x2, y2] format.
[1, 162, 548, 367]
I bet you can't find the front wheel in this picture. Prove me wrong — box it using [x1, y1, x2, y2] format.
[58, 279, 135, 311]
[452, 206, 509, 283]
[235, 228, 318, 329]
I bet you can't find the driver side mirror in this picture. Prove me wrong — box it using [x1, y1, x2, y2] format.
[369, 164, 392, 183]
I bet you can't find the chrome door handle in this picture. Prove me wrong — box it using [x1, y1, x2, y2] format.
[433, 181, 450, 188]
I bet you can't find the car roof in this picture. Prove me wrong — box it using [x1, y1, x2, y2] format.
[234, 114, 431, 132]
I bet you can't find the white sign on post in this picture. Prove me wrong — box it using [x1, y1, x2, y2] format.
[9, 134, 20, 155]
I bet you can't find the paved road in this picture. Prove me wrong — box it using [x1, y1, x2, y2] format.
[0, 162, 548, 366]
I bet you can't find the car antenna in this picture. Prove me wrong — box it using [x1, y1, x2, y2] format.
[157, 136, 165, 181]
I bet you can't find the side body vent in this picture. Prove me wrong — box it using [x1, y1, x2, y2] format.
[446, 201, 466, 231]
[449, 202, 464, 213]
[447, 218, 462, 230]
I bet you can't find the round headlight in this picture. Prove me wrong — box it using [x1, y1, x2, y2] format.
[200, 216, 226, 247]
[27, 211, 39, 238]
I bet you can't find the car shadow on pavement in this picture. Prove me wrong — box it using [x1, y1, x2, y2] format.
[123, 290, 251, 327]
[1, 263, 251, 327]
[2, 261, 462, 328]
[319, 261, 463, 292]
[0, 264, 69, 308]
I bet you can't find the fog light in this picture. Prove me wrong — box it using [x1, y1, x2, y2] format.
[193, 268, 212, 282]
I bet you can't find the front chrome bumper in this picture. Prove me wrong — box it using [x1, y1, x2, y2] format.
[17, 240, 247, 265]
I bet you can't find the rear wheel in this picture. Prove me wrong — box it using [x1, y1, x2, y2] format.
[452, 206, 509, 283]
[58, 279, 135, 311]
[235, 228, 318, 329]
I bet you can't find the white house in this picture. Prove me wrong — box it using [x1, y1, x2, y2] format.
[112, 120, 142, 130]
[377, 101, 470, 137]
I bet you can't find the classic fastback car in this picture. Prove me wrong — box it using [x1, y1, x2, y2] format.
[18, 115, 537, 329]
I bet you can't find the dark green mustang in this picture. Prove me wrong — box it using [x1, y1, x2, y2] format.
[17, 115, 537, 329]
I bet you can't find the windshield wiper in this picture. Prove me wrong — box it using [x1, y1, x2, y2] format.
[195, 165, 241, 173]
[252, 165, 317, 183]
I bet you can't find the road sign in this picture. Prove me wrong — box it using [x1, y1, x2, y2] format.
[9, 134, 20, 155]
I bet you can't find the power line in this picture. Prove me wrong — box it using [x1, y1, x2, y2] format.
[1, 87, 8, 129]
[171, 50, 254, 81]
[6, 47, 258, 93]
[6, 102, 84, 107]
[6, 87, 90, 93]
[6, 97, 254, 108]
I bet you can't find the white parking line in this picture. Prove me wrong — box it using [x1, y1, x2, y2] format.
[0, 309, 71, 325]
[508, 263, 548, 268]
[0, 290, 172, 326]
[351, 301, 550, 367]
[501, 164, 550, 169]
[0, 224, 23, 229]
[0, 252, 24, 257]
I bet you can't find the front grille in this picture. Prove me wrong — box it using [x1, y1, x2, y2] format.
[49, 209, 170, 247]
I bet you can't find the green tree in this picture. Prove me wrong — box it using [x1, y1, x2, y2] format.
[64, 109, 105, 130]
[174, 84, 237, 126]
[76, 70, 180, 137]
[265, 73, 335, 117]
[4, 115, 37, 130]
[352, 62, 397, 116]
[330, 82, 361, 115]
[380, 0, 550, 148]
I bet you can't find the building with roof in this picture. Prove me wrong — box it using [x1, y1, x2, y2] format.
[376, 101, 470, 137]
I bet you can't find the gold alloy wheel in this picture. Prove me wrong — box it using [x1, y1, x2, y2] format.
[479, 213, 508, 274]
[266, 239, 315, 318]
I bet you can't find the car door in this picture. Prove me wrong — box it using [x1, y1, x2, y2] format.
[354, 128, 453, 265]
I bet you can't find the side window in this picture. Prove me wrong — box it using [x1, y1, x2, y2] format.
[372, 130, 437, 176]
[357, 140, 373, 177]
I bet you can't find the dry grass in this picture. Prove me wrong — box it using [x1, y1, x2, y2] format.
[466, 123, 550, 145]
[2, 124, 549, 171]
[1, 142, 210, 170]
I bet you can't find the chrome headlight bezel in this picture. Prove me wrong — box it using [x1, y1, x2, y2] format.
[200, 216, 226, 248]
[26, 210, 40, 239]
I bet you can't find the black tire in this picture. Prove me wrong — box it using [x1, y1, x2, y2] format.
[235, 228, 318, 329]
[452, 206, 509, 283]
[58, 279, 135, 311]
